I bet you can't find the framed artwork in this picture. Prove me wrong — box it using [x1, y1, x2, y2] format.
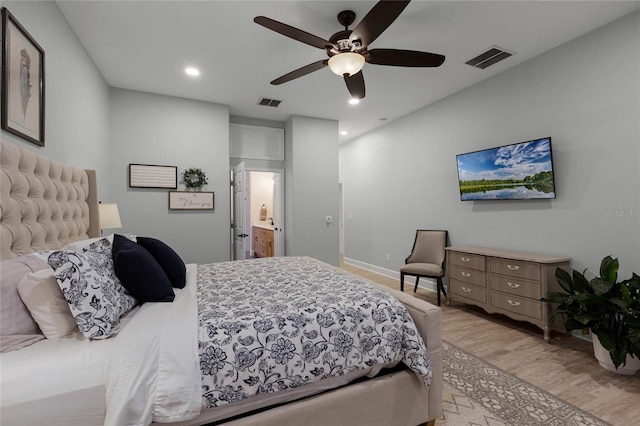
[129, 163, 178, 189]
[1, 8, 45, 146]
[169, 191, 214, 210]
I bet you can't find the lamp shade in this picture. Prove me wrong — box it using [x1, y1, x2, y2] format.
[99, 203, 122, 230]
[328, 52, 365, 77]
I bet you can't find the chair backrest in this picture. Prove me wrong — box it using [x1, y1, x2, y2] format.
[406, 230, 448, 266]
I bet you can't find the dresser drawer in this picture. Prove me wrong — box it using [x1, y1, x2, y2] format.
[490, 291, 541, 319]
[491, 275, 541, 299]
[490, 257, 540, 281]
[450, 280, 486, 304]
[449, 252, 486, 271]
[449, 265, 486, 287]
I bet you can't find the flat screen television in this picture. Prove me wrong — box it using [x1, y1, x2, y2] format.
[456, 137, 556, 201]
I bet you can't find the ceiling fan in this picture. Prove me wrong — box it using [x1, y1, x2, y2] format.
[254, 0, 445, 100]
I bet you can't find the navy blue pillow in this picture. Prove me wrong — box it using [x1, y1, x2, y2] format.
[112, 234, 175, 303]
[136, 236, 186, 289]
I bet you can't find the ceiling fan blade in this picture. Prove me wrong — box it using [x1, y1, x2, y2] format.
[254, 16, 336, 50]
[349, 0, 411, 47]
[367, 49, 445, 67]
[271, 60, 328, 85]
[344, 71, 365, 99]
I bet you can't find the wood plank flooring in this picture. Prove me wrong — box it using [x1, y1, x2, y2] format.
[340, 261, 640, 426]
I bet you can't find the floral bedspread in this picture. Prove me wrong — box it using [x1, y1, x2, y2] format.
[196, 256, 432, 408]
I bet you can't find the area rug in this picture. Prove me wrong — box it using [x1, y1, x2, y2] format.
[439, 341, 610, 426]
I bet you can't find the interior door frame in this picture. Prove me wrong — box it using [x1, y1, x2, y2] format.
[236, 166, 285, 258]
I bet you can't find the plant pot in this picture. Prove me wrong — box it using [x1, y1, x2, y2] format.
[592, 334, 640, 375]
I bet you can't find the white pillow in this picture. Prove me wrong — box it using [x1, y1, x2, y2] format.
[17, 269, 78, 338]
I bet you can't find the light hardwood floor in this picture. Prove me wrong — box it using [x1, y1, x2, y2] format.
[340, 261, 640, 426]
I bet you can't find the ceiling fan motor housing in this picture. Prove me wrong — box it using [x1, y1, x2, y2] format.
[328, 30, 357, 56]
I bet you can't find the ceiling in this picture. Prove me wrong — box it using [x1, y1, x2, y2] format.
[56, 1, 640, 142]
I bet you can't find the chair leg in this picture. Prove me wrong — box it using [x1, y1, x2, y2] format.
[413, 276, 420, 293]
[436, 277, 446, 306]
[400, 272, 405, 292]
[439, 277, 447, 298]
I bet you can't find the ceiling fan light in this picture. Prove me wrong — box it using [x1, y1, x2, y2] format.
[328, 52, 365, 76]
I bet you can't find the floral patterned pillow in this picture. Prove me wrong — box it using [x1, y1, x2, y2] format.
[45, 250, 137, 339]
[79, 234, 137, 256]
[83, 237, 112, 256]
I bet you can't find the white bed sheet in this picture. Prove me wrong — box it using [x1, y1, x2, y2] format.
[105, 264, 201, 426]
[0, 330, 112, 425]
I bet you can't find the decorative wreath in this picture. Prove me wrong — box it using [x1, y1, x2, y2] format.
[182, 167, 208, 189]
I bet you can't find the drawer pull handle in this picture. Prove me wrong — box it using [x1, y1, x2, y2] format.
[460, 257, 470, 262]
[507, 300, 521, 307]
[461, 287, 472, 293]
[507, 265, 520, 271]
[507, 282, 521, 289]
[461, 272, 471, 278]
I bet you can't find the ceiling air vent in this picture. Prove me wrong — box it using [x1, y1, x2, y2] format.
[258, 97, 282, 107]
[466, 46, 514, 69]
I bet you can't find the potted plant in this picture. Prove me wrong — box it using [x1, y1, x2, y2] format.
[544, 256, 640, 375]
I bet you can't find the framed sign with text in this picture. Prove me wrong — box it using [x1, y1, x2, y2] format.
[129, 163, 177, 189]
[169, 191, 214, 210]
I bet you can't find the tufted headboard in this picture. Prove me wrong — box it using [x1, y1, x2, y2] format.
[0, 141, 100, 260]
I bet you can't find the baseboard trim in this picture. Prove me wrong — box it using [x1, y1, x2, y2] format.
[343, 257, 437, 293]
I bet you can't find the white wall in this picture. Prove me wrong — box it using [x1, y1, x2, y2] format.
[0, 3, 339, 266]
[340, 11, 640, 279]
[0, 1, 111, 194]
[286, 116, 340, 266]
[108, 88, 230, 264]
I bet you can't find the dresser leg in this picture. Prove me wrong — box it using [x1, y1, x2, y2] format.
[543, 326, 551, 342]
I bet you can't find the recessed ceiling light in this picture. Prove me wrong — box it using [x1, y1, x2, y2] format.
[340, 131, 348, 135]
[348, 98, 360, 105]
[185, 67, 200, 77]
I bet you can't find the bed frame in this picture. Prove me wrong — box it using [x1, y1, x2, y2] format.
[0, 140, 442, 426]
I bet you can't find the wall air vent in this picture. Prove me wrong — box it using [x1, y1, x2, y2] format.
[258, 98, 282, 107]
[466, 46, 514, 69]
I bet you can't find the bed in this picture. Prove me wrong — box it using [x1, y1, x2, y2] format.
[0, 140, 443, 426]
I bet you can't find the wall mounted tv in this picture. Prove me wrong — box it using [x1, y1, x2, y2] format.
[456, 137, 556, 201]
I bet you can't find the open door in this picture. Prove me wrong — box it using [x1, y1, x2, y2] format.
[232, 162, 247, 260]
[273, 172, 284, 256]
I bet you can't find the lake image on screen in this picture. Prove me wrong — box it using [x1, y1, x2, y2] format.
[457, 138, 555, 201]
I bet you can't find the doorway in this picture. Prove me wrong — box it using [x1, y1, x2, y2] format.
[231, 165, 284, 260]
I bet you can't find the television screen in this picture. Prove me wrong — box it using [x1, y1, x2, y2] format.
[456, 137, 556, 201]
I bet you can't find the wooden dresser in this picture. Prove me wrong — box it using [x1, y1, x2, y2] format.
[252, 226, 274, 258]
[445, 246, 571, 341]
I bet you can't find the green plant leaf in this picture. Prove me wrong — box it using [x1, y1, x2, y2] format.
[573, 269, 592, 293]
[574, 314, 596, 325]
[564, 318, 585, 331]
[590, 277, 615, 296]
[542, 292, 570, 304]
[629, 328, 640, 358]
[594, 330, 616, 352]
[610, 298, 629, 311]
[555, 267, 573, 294]
[599, 256, 618, 284]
